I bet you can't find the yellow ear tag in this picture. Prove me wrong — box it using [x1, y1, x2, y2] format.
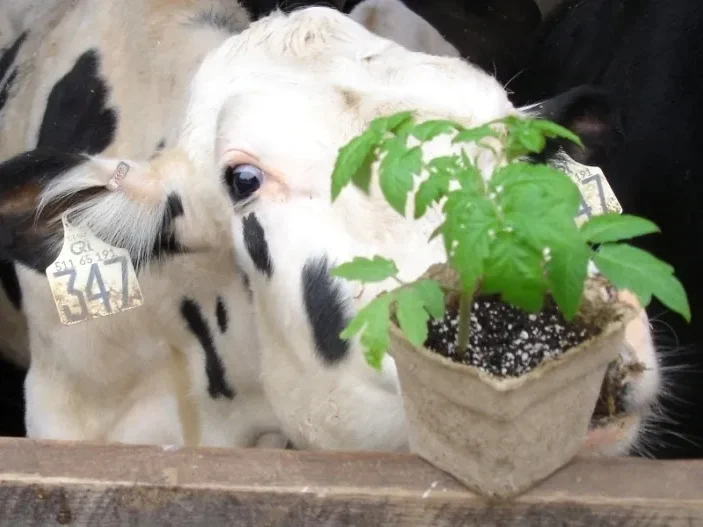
[550, 151, 623, 226]
[45, 214, 145, 325]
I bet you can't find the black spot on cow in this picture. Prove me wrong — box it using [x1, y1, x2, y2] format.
[0, 260, 21, 310]
[37, 49, 117, 155]
[150, 139, 166, 160]
[242, 213, 272, 278]
[241, 271, 253, 300]
[216, 296, 228, 333]
[141, 193, 188, 268]
[0, 68, 18, 114]
[180, 297, 235, 400]
[166, 193, 184, 219]
[302, 255, 350, 365]
[0, 31, 27, 87]
[0, 149, 90, 271]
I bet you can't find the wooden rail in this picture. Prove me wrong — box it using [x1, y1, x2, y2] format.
[0, 437, 701, 526]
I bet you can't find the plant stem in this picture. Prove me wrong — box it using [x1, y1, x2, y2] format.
[455, 291, 472, 361]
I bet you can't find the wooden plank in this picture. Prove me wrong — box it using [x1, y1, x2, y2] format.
[0, 437, 701, 526]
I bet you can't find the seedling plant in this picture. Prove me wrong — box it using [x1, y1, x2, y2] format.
[329, 111, 690, 371]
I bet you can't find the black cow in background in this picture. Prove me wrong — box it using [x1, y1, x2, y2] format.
[503, 0, 703, 459]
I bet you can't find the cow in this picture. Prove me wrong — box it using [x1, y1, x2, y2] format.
[0, 5, 663, 457]
[503, 0, 703, 459]
[0, 0, 543, 445]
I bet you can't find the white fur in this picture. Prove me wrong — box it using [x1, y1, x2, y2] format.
[0, 3, 661, 456]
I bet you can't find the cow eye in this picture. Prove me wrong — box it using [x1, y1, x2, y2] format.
[224, 164, 264, 201]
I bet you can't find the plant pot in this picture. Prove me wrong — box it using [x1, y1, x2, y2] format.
[387, 263, 639, 499]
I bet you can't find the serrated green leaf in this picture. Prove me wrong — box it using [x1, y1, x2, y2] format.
[532, 119, 583, 147]
[546, 241, 590, 320]
[411, 120, 458, 141]
[580, 213, 660, 244]
[481, 232, 547, 312]
[493, 163, 581, 215]
[452, 124, 500, 145]
[593, 244, 690, 321]
[379, 140, 423, 216]
[413, 279, 445, 319]
[331, 129, 381, 201]
[414, 175, 449, 219]
[370, 111, 414, 135]
[330, 255, 399, 282]
[340, 294, 394, 371]
[507, 207, 582, 255]
[427, 155, 461, 175]
[442, 193, 496, 292]
[516, 126, 547, 153]
[395, 288, 430, 347]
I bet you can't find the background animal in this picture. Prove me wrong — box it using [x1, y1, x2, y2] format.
[502, 0, 703, 459]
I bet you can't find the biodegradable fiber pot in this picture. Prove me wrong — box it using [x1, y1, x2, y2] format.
[388, 263, 639, 499]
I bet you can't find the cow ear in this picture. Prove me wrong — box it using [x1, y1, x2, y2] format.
[521, 85, 624, 166]
[0, 148, 178, 272]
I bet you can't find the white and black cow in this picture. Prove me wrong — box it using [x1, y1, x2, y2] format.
[0, 0, 470, 445]
[504, 0, 703, 459]
[0, 5, 663, 456]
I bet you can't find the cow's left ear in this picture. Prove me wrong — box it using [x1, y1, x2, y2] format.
[0, 148, 193, 273]
[520, 85, 624, 166]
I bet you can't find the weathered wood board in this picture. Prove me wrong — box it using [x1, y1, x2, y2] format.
[0, 438, 701, 526]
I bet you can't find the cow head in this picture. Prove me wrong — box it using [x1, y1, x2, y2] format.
[0, 7, 659, 454]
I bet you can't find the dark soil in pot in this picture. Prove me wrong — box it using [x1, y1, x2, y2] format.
[423, 294, 643, 428]
[425, 296, 600, 377]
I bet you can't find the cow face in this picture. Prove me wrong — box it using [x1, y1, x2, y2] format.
[0, 7, 660, 453]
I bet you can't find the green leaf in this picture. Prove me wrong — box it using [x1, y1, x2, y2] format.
[330, 255, 399, 282]
[442, 193, 497, 292]
[340, 294, 394, 371]
[515, 126, 546, 154]
[411, 120, 458, 141]
[546, 240, 590, 320]
[378, 140, 423, 216]
[532, 120, 583, 147]
[370, 111, 414, 134]
[493, 162, 582, 216]
[507, 207, 582, 255]
[481, 232, 547, 312]
[331, 129, 381, 200]
[427, 155, 461, 175]
[452, 124, 500, 145]
[414, 175, 449, 219]
[593, 244, 690, 322]
[413, 279, 445, 319]
[580, 213, 660, 244]
[395, 288, 430, 347]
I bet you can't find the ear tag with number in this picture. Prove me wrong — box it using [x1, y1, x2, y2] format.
[550, 151, 623, 226]
[45, 215, 145, 325]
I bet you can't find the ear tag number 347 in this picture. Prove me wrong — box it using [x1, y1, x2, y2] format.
[45, 215, 145, 325]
